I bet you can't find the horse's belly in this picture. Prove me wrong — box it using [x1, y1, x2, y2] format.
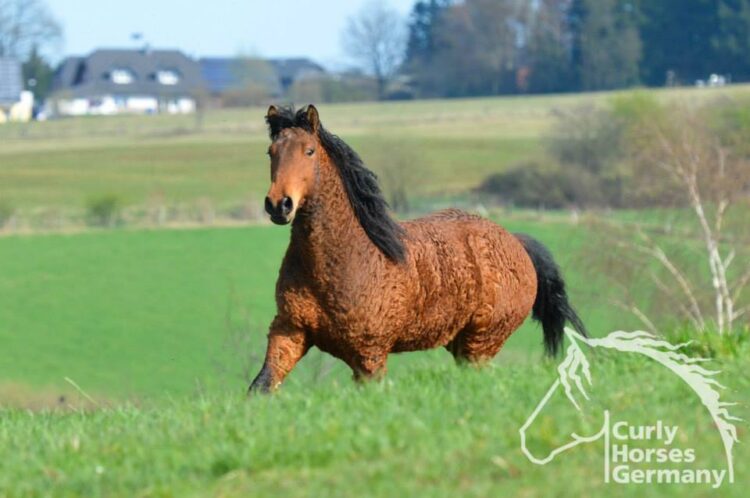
[306, 297, 468, 356]
[390, 324, 462, 352]
[390, 300, 473, 352]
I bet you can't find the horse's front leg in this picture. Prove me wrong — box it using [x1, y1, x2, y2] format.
[248, 324, 309, 394]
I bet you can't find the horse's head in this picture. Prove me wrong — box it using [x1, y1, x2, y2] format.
[261, 104, 406, 261]
[263, 104, 322, 225]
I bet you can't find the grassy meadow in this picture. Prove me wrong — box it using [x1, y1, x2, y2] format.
[2, 84, 750, 210]
[2, 358, 747, 498]
[0, 86, 748, 496]
[0, 220, 627, 400]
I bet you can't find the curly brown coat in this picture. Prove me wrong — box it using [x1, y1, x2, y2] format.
[249, 105, 586, 393]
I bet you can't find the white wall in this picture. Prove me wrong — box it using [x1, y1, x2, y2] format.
[55, 98, 90, 116]
[165, 98, 196, 114]
[51, 95, 196, 117]
[0, 91, 34, 123]
[126, 96, 159, 114]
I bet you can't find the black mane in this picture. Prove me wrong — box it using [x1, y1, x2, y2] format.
[266, 106, 406, 262]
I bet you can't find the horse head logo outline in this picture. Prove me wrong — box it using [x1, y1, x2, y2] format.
[519, 328, 740, 484]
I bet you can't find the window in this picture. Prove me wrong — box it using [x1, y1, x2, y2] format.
[111, 68, 134, 85]
[156, 70, 180, 85]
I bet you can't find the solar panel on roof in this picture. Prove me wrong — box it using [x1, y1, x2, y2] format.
[199, 58, 237, 93]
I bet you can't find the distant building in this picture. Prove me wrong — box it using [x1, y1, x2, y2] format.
[0, 58, 33, 123]
[269, 58, 327, 94]
[49, 48, 204, 116]
[199, 57, 326, 96]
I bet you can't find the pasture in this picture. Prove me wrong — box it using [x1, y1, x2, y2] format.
[1, 357, 747, 497]
[0, 86, 748, 496]
[2, 84, 750, 212]
[0, 219, 626, 399]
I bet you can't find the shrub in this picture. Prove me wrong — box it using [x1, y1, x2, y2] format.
[477, 161, 604, 209]
[708, 95, 750, 156]
[546, 104, 624, 176]
[541, 104, 632, 208]
[85, 194, 123, 227]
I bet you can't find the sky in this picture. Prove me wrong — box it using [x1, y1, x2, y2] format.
[46, 0, 416, 69]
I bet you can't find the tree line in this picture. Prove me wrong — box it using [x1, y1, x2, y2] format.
[5, 0, 750, 104]
[348, 0, 750, 99]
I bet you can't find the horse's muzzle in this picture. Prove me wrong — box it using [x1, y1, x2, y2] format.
[265, 196, 294, 225]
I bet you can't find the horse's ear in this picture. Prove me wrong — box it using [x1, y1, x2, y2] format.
[306, 104, 320, 133]
[266, 105, 279, 118]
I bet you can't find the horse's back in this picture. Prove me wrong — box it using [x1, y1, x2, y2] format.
[403, 208, 524, 256]
[395, 208, 537, 350]
[404, 209, 533, 280]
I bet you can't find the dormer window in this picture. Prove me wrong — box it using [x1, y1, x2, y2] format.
[156, 70, 180, 85]
[111, 68, 134, 84]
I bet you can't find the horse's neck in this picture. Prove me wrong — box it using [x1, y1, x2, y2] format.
[290, 157, 368, 278]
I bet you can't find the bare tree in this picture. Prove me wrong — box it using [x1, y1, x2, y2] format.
[595, 100, 750, 335]
[0, 0, 62, 58]
[342, 0, 406, 100]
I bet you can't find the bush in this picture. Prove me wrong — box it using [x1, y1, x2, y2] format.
[85, 194, 123, 227]
[477, 161, 604, 209]
[546, 104, 624, 176]
[708, 95, 750, 156]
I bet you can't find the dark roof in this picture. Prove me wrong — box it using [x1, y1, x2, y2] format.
[0, 58, 23, 105]
[268, 58, 326, 87]
[199, 58, 238, 95]
[52, 48, 204, 98]
[199, 57, 325, 94]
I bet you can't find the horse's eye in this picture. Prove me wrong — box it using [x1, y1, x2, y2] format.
[306, 148, 315, 156]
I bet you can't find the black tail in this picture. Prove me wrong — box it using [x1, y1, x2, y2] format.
[516, 233, 587, 356]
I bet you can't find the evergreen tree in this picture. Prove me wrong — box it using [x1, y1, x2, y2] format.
[22, 45, 54, 101]
[404, 0, 452, 96]
[638, 0, 720, 85]
[570, 0, 641, 91]
[405, 0, 450, 62]
[527, 0, 576, 93]
[712, 0, 750, 81]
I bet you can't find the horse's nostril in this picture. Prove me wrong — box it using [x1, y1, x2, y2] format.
[264, 196, 274, 216]
[281, 196, 293, 215]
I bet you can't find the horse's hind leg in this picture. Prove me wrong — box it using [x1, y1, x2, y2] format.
[446, 314, 518, 365]
[347, 349, 388, 383]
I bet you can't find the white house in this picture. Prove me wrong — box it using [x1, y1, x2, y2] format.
[0, 58, 34, 123]
[49, 48, 203, 117]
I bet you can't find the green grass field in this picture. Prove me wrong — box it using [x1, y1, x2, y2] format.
[2, 356, 747, 497]
[0, 218, 631, 400]
[0, 87, 748, 496]
[0, 221, 745, 496]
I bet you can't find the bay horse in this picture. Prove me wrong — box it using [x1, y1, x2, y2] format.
[249, 105, 586, 393]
